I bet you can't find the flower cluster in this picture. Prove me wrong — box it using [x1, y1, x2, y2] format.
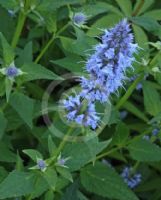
[72, 12, 87, 27]
[0, 62, 23, 79]
[63, 19, 138, 129]
[37, 159, 46, 171]
[121, 167, 142, 189]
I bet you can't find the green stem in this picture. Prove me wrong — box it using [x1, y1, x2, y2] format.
[116, 73, 144, 110]
[11, 11, 26, 48]
[95, 147, 121, 161]
[56, 128, 73, 155]
[34, 23, 70, 63]
[34, 34, 55, 64]
[49, 127, 73, 165]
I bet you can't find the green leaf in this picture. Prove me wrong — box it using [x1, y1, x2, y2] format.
[63, 138, 112, 171]
[132, 24, 149, 52]
[45, 12, 57, 33]
[60, 28, 96, 56]
[61, 181, 79, 200]
[133, 0, 155, 15]
[112, 122, 129, 146]
[16, 42, 33, 66]
[143, 9, 161, 20]
[56, 166, 73, 182]
[9, 92, 34, 128]
[45, 190, 54, 200]
[37, 0, 83, 13]
[80, 162, 138, 200]
[128, 139, 161, 161]
[22, 62, 62, 81]
[115, 0, 132, 16]
[143, 81, 161, 116]
[48, 135, 56, 156]
[0, 142, 16, 162]
[0, 112, 7, 139]
[23, 149, 43, 162]
[131, 16, 161, 37]
[0, 171, 34, 199]
[0, 32, 14, 65]
[0, 7, 16, 41]
[87, 14, 122, 37]
[123, 101, 148, 122]
[43, 168, 57, 190]
[0, 167, 7, 183]
[51, 55, 84, 73]
[5, 78, 13, 102]
[30, 174, 49, 199]
[0, 0, 18, 10]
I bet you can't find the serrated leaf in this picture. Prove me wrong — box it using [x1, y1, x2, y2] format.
[0, 142, 16, 162]
[87, 14, 121, 37]
[48, 135, 56, 156]
[56, 166, 73, 182]
[51, 55, 84, 73]
[132, 24, 149, 51]
[9, 92, 34, 128]
[80, 162, 138, 200]
[123, 101, 148, 122]
[63, 138, 112, 171]
[5, 78, 13, 102]
[22, 62, 62, 81]
[61, 181, 79, 200]
[112, 122, 129, 146]
[0, 32, 14, 65]
[0, 171, 34, 199]
[128, 139, 161, 161]
[143, 9, 161, 20]
[143, 81, 161, 116]
[60, 29, 96, 57]
[45, 13, 57, 33]
[16, 42, 33, 66]
[45, 190, 54, 200]
[30, 174, 49, 199]
[23, 149, 43, 162]
[0, 0, 18, 10]
[131, 16, 161, 37]
[0, 112, 7, 139]
[115, 0, 132, 16]
[133, 0, 154, 15]
[43, 168, 57, 190]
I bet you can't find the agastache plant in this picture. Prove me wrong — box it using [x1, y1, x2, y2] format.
[63, 19, 138, 129]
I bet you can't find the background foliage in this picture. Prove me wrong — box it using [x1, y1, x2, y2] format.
[0, 0, 161, 199]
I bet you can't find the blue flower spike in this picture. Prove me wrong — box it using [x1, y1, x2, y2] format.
[121, 167, 142, 189]
[63, 19, 138, 129]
